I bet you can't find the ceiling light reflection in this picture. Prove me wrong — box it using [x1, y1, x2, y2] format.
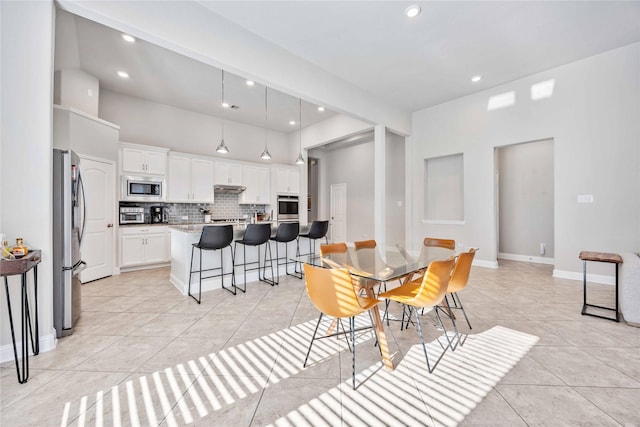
[405, 5, 421, 17]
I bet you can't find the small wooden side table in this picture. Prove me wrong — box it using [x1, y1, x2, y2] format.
[1, 250, 41, 383]
[579, 251, 622, 322]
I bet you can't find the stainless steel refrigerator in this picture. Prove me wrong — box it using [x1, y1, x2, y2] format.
[52, 149, 86, 338]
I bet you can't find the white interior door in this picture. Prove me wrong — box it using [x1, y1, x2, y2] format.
[80, 156, 115, 283]
[330, 183, 347, 242]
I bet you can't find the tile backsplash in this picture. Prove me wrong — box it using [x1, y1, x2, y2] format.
[121, 194, 268, 224]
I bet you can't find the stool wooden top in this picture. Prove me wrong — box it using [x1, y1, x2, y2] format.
[579, 251, 623, 264]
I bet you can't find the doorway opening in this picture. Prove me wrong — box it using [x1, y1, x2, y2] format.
[495, 138, 554, 265]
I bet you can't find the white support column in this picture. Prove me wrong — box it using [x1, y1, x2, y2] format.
[404, 135, 415, 255]
[374, 125, 386, 250]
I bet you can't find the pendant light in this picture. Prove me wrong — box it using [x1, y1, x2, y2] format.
[216, 70, 229, 154]
[260, 86, 272, 160]
[295, 98, 305, 164]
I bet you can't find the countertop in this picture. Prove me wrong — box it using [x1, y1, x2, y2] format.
[170, 222, 309, 235]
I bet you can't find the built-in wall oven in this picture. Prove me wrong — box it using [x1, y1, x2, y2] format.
[277, 195, 299, 222]
[121, 175, 165, 202]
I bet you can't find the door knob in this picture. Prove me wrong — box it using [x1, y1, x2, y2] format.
[107, 224, 113, 228]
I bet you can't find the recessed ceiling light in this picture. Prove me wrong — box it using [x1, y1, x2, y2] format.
[246, 80, 255, 86]
[117, 70, 129, 79]
[317, 106, 325, 112]
[121, 34, 135, 43]
[289, 120, 296, 126]
[222, 102, 230, 108]
[472, 75, 482, 83]
[405, 5, 421, 18]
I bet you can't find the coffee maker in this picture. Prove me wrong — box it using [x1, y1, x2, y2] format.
[150, 206, 168, 224]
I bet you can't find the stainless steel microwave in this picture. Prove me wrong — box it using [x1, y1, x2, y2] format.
[121, 175, 166, 202]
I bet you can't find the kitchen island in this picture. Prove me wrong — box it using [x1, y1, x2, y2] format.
[169, 222, 307, 295]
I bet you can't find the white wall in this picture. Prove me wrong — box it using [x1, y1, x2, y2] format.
[411, 43, 640, 277]
[54, 69, 100, 116]
[99, 90, 294, 164]
[386, 132, 406, 249]
[53, 106, 120, 161]
[1, 1, 57, 360]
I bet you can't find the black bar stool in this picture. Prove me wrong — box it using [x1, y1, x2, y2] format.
[269, 221, 302, 283]
[189, 225, 237, 302]
[234, 223, 276, 291]
[298, 220, 329, 257]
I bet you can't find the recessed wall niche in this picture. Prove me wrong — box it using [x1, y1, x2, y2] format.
[423, 153, 464, 222]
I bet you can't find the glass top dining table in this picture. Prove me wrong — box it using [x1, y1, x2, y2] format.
[293, 246, 456, 283]
[293, 245, 456, 372]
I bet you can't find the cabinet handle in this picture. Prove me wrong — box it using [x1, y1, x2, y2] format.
[107, 224, 113, 228]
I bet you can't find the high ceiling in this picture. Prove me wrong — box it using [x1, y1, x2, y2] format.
[56, 10, 337, 134]
[57, 1, 640, 132]
[203, 1, 640, 112]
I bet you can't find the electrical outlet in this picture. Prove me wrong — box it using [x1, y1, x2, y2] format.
[577, 194, 594, 203]
[540, 243, 546, 255]
[181, 215, 188, 220]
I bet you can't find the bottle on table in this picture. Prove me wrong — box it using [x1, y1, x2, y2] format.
[11, 238, 28, 258]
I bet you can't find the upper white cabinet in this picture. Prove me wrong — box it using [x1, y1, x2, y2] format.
[167, 153, 214, 203]
[121, 142, 168, 175]
[275, 166, 300, 195]
[240, 165, 270, 204]
[214, 161, 243, 186]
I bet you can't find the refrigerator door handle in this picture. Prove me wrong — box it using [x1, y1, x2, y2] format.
[64, 260, 86, 272]
[78, 172, 87, 245]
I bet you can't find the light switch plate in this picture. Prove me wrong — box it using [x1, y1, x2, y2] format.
[577, 194, 594, 203]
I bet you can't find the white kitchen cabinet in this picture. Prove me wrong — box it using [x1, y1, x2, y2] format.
[167, 153, 214, 203]
[275, 166, 300, 195]
[214, 161, 243, 186]
[240, 165, 270, 204]
[121, 143, 168, 175]
[120, 226, 170, 268]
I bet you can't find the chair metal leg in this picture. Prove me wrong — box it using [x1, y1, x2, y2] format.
[232, 245, 245, 293]
[260, 242, 276, 286]
[221, 245, 238, 295]
[454, 293, 472, 329]
[274, 241, 280, 284]
[188, 246, 201, 304]
[304, 313, 323, 367]
[293, 238, 303, 278]
[413, 307, 433, 373]
[439, 297, 460, 350]
[434, 307, 456, 351]
[350, 316, 356, 390]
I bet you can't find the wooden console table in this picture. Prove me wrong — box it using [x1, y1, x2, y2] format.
[1, 250, 41, 383]
[579, 251, 622, 322]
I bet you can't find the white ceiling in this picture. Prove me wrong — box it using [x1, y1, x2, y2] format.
[204, 1, 640, 112]
[57, 10, 337, 134]
[58, 1, 640, 132]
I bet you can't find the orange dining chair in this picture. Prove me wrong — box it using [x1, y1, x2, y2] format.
[353, 239, 377, 250]
[423, 237, 456, 250]
[303, 264, 381, 389]
[320, 242, 348, 256]
[379, 257, 456, 373]
[446, 248, 476, 332]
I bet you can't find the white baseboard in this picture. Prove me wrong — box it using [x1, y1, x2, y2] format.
[498, 252, 555, 265]
[0, 331, 57, 364]
[473, 259, 499, 269]
[553, 269, 615, 286]
[120, 262, 170, 273]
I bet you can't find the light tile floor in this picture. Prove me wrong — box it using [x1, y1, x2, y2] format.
[1, 261, 638, 426]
